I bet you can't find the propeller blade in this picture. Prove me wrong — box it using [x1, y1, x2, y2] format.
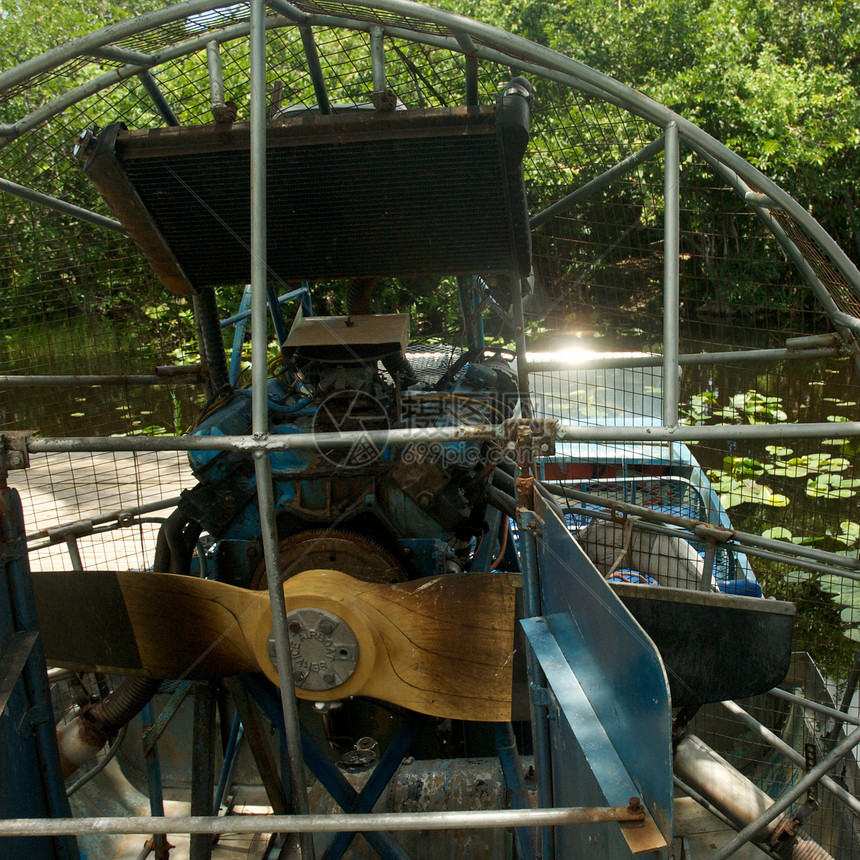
[32, 569, 516, 722]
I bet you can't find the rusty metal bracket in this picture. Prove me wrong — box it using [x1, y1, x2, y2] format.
[502, 418, 557, 458]
[502, 420, 557, 500]
[693, 522, 735, 543]
[0, 432, 32, 473]
[516, 475, 535, 510]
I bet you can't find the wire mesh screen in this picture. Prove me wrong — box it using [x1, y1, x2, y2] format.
[1, 2, 859, 854]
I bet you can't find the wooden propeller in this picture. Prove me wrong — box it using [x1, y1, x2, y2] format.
[31, 569, 516, 722]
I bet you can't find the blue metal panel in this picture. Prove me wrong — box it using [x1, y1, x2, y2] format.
[0, 486, 78, 860]
[525, 502, 673, 857]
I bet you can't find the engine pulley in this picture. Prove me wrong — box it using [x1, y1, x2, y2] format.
[253, 528, 407, 587]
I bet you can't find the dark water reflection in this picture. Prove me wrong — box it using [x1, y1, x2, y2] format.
[0, 317, 207, 438]
[4, 320, 857, 545]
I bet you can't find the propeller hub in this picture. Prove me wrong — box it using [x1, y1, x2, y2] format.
[268, 607, 359, 691]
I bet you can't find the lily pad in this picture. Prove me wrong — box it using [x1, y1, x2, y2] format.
[765, 445, 794, 458]
[806, 474, 860, 499]
[819, 575, 860, 609]
[723, 456, 765, 478]
[764, 458, 811, 478]
[727, 391, 788, 423]
[833, 521, 860, 547]
[805, 453, 850, 473]
[707, 469, 737, 493]
[840, 521, 860, 540]
[762, 526, 794, 542]
[719, 480, 789, 509]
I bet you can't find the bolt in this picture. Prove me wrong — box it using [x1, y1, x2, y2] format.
[506, 441, 516, 451]
[323, 671, 336, 685]
[317, 619, 335, 635]
[7, 452, 21, 467]
[627, 796, 642, 813]
[288, 620, 302, 634]
[540, 443, 549, 452]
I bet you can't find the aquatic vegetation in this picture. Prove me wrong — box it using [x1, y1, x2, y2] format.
[806, 474, 860, 499]
[711, 391, 788, 424]
[708, 468, 790, 509]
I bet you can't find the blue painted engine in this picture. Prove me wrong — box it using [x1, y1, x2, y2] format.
[177, 313, 518, 588]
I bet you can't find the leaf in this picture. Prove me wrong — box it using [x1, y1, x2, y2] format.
[804, 453, 849, 473]
[819, 575, 860, 608]
[806, 474, 860, 499]
[840, 606, 858, 625]
[764, 458, 810, 478]
[765, 445, 793, 457]
[840, 521, 860, 540]
[723, 455, 765, 477]
[817, 457, 851, 474]
[707, 470, 737, 493]
[719, 479, 789, 508]
[762, 526, 793, 541]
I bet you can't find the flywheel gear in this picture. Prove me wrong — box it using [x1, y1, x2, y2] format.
[252, 529, 407, 588]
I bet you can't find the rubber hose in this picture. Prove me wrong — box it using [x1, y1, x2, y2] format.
[153, 524, 171, 574]
[495, 454, 518, 477]
[492, 467, 517, 497]
[488, 485, 517, 518]
[155, 508, 202, 576]
[382, 350, 418, 388]
[347, 277, 375, 315]
[59, 676, 163, 776]
[88, 677, 163, 736]
[196, 287, 230, 393]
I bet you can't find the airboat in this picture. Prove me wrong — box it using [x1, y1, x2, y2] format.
[1, 2, 860, 859]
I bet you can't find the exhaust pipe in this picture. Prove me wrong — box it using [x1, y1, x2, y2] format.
[57, 676, 162, 778]
[674, 734, 833, 860]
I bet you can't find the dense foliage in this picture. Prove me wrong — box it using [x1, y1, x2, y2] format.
[3, 0, 858, 262]
[447, 0, 860, 263]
